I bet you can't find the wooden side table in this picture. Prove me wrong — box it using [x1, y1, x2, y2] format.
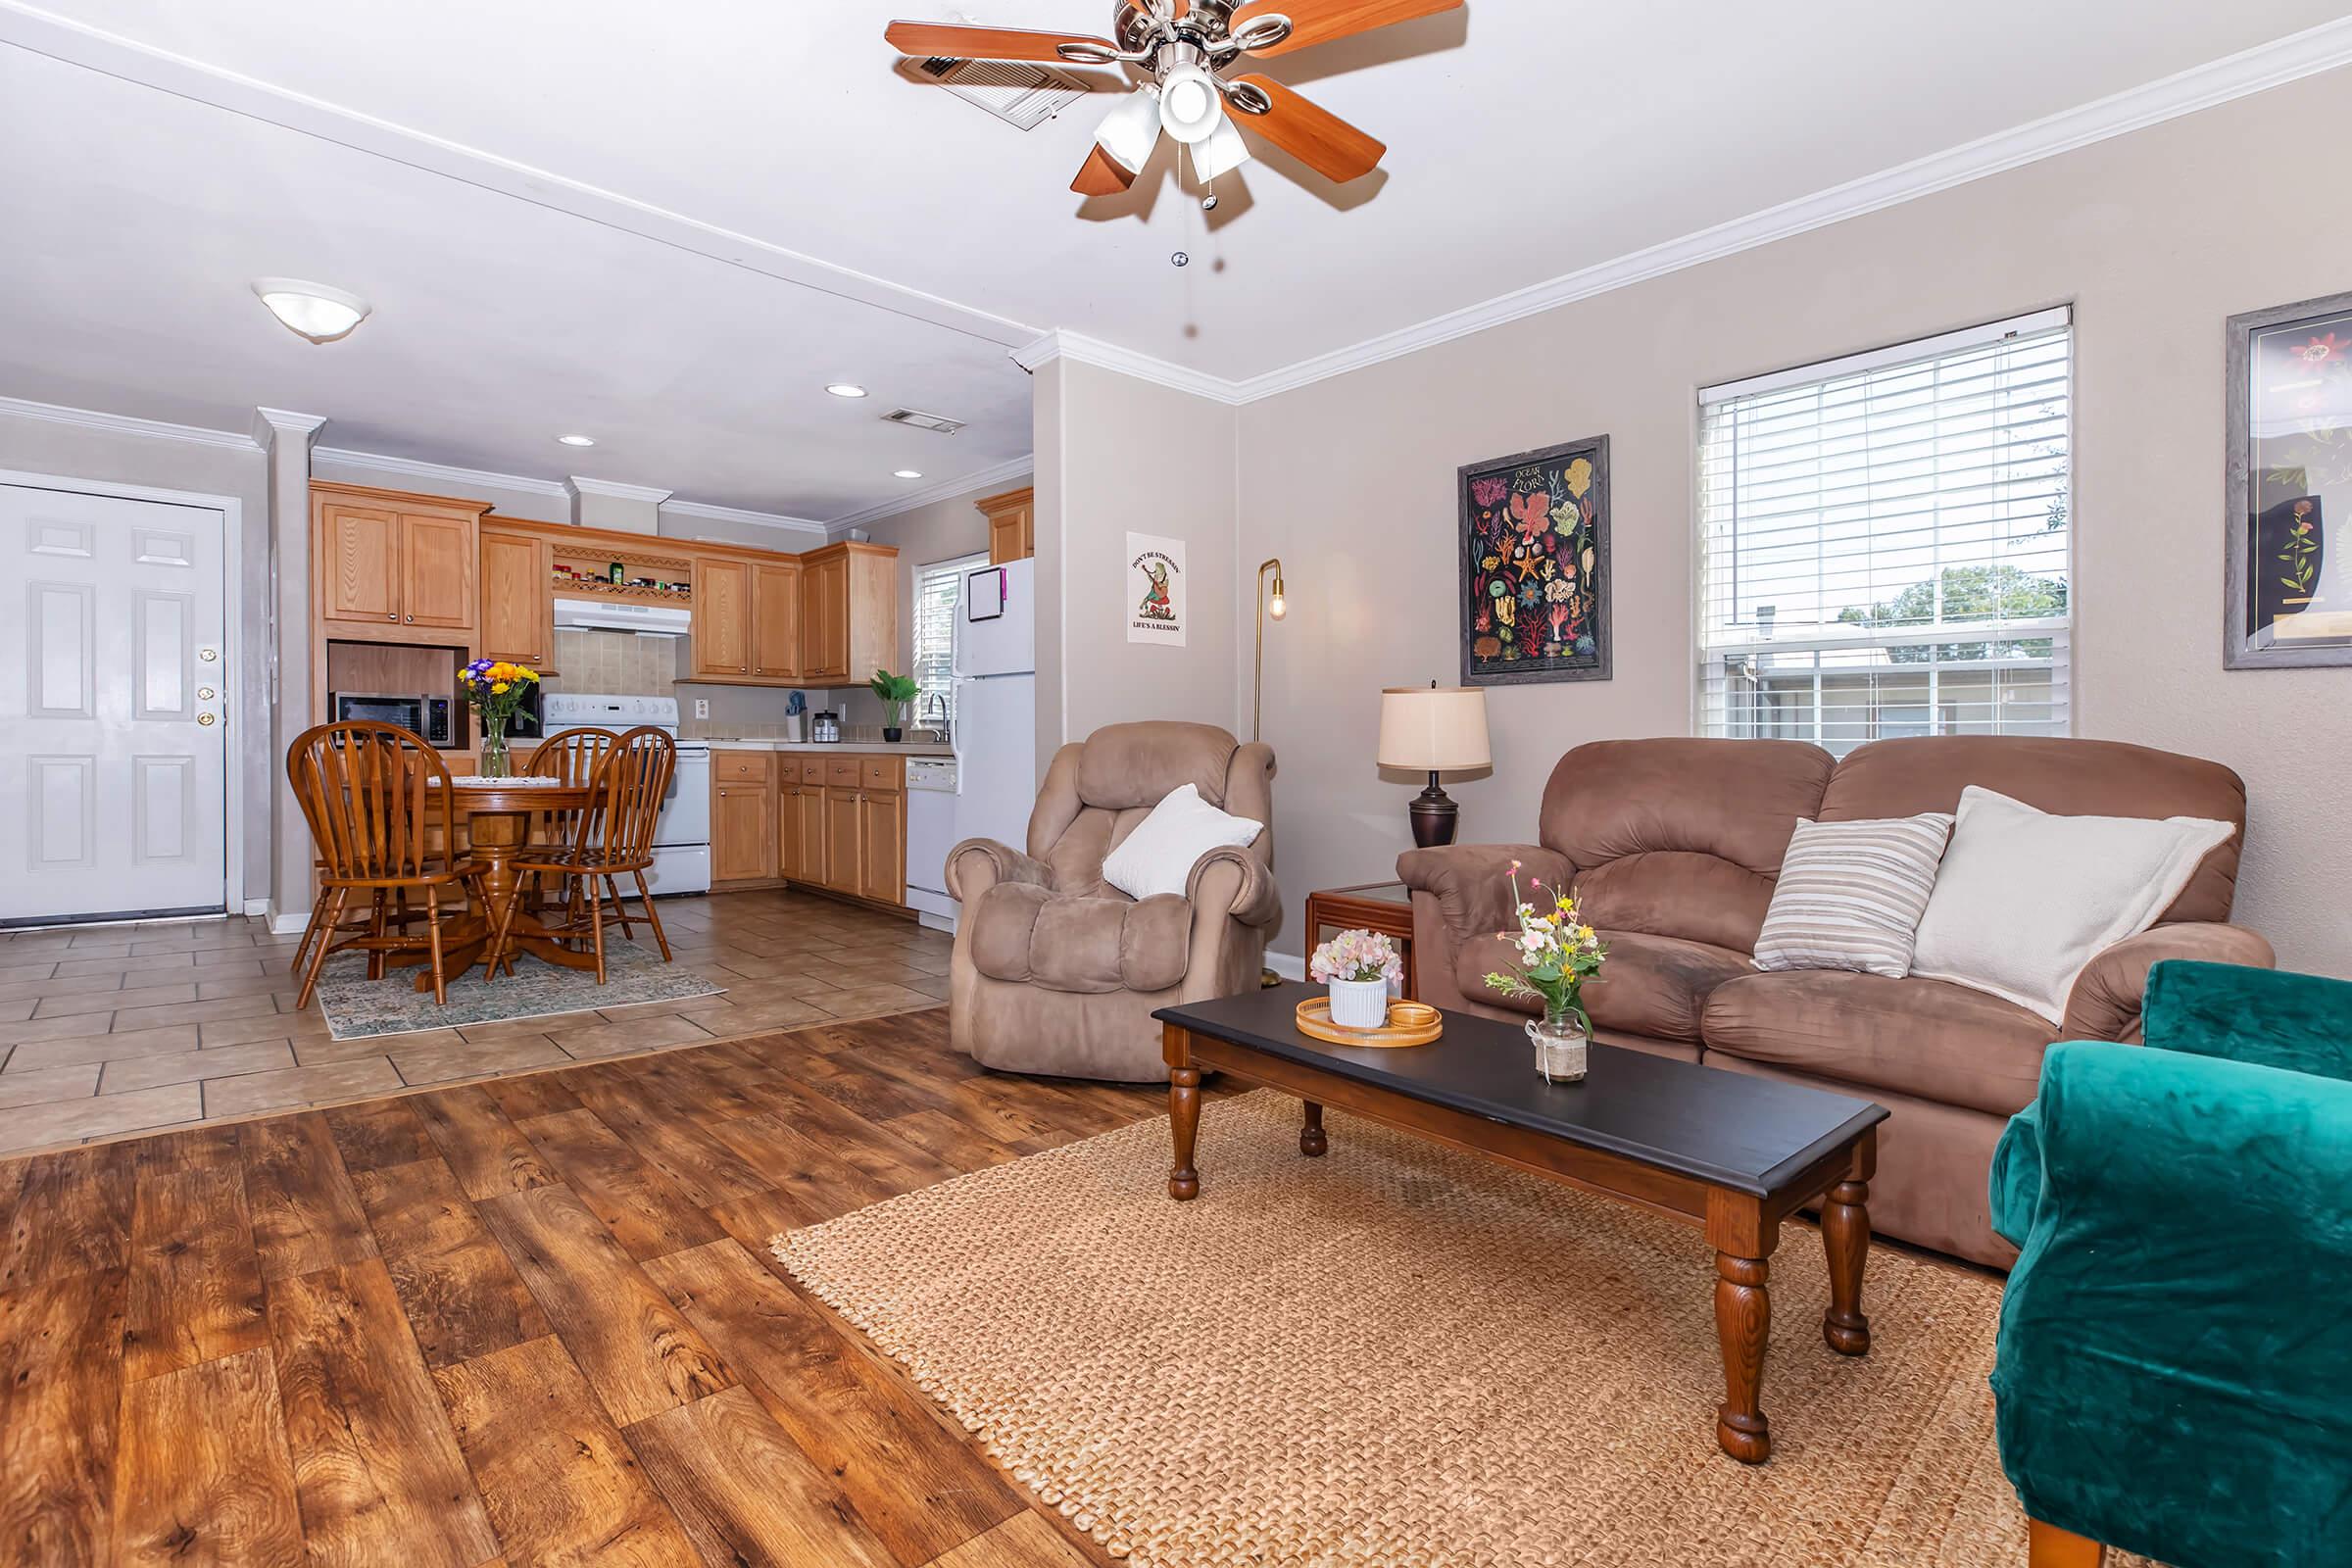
[1302, 881, 1419, 999]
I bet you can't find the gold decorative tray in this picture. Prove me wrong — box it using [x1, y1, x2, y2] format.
[1294, 997, 1445, 1049]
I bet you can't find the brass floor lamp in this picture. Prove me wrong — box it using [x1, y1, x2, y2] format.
[1254, 559, 1285, 986]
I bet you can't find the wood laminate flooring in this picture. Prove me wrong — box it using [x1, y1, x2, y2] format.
[0, 1007, 1201, 1568]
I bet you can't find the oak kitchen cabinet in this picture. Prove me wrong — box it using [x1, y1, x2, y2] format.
[714, 751, 905, 906]
[779, 759, 826, 883]
[314, 482, 486, 637]
[979, 485, 1035, 564]
[478, 524, 555, 667]
[753, 561, 803, 682]
[691, 558, 753, 679]
[710, 751, 777, 884]
[798, 542, 898, 685]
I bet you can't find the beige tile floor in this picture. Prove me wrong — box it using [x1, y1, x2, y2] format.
[0, 888, 950, 1157]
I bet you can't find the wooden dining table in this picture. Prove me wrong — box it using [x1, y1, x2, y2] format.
[388, 777, 600, 991]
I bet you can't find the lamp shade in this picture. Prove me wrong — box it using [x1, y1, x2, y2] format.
[1378, 686, 1491, 772]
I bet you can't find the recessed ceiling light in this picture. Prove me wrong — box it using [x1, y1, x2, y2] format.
[252, 277, 370, 343]
[826, 383, 869, 399]
[557, 433, 596, 447]
[894, 469, 924, 480]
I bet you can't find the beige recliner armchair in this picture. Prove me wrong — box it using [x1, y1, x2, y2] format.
[946, 721, 1279, 1082]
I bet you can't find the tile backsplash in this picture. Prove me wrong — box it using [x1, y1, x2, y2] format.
[544, 629, 679, 696]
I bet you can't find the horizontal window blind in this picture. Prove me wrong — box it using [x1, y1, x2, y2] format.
[912, 554, 985, 729]
[1697, 312, 2072, 754]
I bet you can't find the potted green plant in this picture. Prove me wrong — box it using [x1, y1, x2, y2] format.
[870, 668, 919, 744]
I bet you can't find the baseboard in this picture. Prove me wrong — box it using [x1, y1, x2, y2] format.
[1264, 952, 1304, 982]
[241, 898, 269, 917]
[264, 902, 313, 936]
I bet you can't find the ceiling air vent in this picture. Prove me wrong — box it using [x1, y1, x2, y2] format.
[917, 55, 1090, 131]
[882, 407, 966, 435]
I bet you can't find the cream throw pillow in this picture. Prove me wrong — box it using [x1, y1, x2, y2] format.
[1753, 812, 1954, 979]
[1101, 783, 1263, 903]
[1906, 786, 2234, 1023]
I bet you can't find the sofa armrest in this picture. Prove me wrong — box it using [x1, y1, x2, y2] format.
[1186, 845, 1281, 929]
[1989, 1041, 2352, 1565]
[2141, 958, 2352, 1083]
[944, 838, 1050, 903]
[2059, 924, 2275, 1043]
[1396, 843, 1573, 942]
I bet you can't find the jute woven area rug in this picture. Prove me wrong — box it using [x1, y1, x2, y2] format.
[772, 1090, 2152, 1568]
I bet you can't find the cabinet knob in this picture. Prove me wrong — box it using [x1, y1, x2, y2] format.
[404, 614, 414, 623]
[739, 666, 747, 673]
[386, 612, 398, 621]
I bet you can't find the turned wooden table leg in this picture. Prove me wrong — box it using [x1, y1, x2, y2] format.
[2028, 1519, 2106, 1567]
[1299, 1101, 1328, 1157]
[1714, 1250, 1773, 1463]
[1163, 1024, 1200, 1200]
[1821, 1177, 1872, 1355]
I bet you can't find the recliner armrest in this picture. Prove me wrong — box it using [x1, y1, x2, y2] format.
[2060, 924, 2275, 1043]
[1186, 845, 1280, 929]
[945, 838, 1050, 903]
[1396, 843, 1573, 941]
[2141, 957, 2352, 1082]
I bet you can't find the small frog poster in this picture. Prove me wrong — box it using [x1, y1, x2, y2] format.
[1127, 531, 1186, 646]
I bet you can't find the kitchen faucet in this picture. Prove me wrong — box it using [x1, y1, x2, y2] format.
[923, 691, 950, 743]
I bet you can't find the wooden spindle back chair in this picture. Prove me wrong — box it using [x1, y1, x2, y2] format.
[285, 721, 487, 1007]
[526, 727, 618, 845]
[490, 726, 677, 983]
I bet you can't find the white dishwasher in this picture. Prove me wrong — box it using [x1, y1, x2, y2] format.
[903, 757, 961, 933]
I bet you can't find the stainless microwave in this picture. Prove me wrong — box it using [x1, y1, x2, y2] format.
[329, 691, 456, 747]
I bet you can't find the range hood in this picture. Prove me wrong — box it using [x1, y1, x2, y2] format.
[553, 596, 691, 637]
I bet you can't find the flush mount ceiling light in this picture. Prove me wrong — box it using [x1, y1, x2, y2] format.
[826, 382, 869, 398]
[894, 469, 924, 479]
[251, 277, 370, 343]
[557, 434, 597, 447]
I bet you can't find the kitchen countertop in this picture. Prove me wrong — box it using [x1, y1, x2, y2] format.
[697, 737, 955, 757]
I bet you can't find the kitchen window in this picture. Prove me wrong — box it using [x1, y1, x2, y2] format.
[913, 553, 987, 732]
[1697, 309, 2073, 755]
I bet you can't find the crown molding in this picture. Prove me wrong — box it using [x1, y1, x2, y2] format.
[0, 0, 1041, 352]
[1225, 18, 2352, 402]
[0, 392, 259, 451]
[250, 407, 327, 447]
[564, 475, 672, 504]
[312, 445, 568, 499]
[660, 497, 829, 537]
[1013, 331, 1244, 406]
[822, 456, 1037, 534]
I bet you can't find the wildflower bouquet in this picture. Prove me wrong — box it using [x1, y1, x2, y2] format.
[460, 659, 539, 775]
[1482, 859, 1607, 1035]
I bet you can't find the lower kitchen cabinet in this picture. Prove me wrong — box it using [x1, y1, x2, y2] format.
[779, 778, 827, 883]
[711, 777, 776, 883]
[714, 752, 906, 906]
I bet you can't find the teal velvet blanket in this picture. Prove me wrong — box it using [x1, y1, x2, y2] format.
[1990, 960, 2352, 1567]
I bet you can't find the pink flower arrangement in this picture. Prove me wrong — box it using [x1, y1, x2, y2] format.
[1310, 927, 1403, 987]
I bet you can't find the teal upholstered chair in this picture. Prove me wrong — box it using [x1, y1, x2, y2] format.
[1989, 960, 2352, 1568]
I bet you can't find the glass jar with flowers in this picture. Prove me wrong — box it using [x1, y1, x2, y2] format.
[460, 660, 540, 777]
[1309, 927, 1403, 1030]
[1483, 860, 1608, 1082]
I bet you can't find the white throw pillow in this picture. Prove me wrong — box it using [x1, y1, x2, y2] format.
[1101, 783, 1263, 903]
[1906, 786, 2234, 1023]
[1753, 812, 1954, 979]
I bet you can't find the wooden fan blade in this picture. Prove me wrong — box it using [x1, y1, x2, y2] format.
[1231, 0, 1461, 56]
[1072, 144, 1138, 196]
[884, 22, 1117, 62]
[1228, 74, 1385, 182]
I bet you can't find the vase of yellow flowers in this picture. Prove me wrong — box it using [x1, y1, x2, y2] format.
[1482, 860, 1608, 1083]
[460, 659, 540, 777]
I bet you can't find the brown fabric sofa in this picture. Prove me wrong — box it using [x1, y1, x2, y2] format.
[947, 721, 1279, 1083]
[1398, 736, 2273, 1267]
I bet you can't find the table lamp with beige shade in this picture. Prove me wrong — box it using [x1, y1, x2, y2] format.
[1378, 683, 1491, 847]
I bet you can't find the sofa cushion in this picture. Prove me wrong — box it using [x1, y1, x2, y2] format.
[968, 882, 1192, 994]
[1456, 929, 1750, 1043]
[1700, 970, 2058, 1117]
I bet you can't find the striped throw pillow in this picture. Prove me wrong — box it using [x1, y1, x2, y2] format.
[1752, 813, 1955, 979]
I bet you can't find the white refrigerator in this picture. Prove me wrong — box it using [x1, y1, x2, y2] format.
[951, 557, 1040, 858]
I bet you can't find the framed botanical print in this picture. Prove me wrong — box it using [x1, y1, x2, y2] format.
[1458, 435, 1611, 685]
[2227, 289, 2352, 668]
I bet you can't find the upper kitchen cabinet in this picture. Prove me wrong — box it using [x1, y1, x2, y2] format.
[692, 554, 808, 684]
[478, 524, 554, 668]
[799, 541, 898, 685]
[752, 561, 802, 682]
[979, 485, 1034, 564]
[313, 481, 486, 639]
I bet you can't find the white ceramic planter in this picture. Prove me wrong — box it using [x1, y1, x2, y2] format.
[1328, 977, 1391, 1031]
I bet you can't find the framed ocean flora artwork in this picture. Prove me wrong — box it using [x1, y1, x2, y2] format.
[2226, 289, 2352, 668]
[1458, 435, 1611, 685]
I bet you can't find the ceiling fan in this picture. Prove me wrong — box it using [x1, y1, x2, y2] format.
[885, 0, 1462, 195]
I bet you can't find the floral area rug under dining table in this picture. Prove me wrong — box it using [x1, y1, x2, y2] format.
[310, 938, 721, 1040]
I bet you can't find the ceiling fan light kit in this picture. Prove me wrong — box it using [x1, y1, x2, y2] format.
[889, 0, 1459, 195]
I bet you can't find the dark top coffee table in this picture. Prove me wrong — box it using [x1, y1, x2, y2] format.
[1153, 983, 1888, 1464]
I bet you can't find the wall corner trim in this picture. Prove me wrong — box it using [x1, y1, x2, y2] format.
[564, 475, 674, 504]
[1008, 331, 1245, 406]
[251, 407, 328, 446]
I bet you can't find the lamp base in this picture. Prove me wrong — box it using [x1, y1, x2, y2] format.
[1408, 775, 1459, 848]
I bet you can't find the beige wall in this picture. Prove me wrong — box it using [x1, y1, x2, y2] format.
[1239, 68, 2352, 975]
[1036, 359, 1241, 774]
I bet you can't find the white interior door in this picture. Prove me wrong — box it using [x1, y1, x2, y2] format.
[0, 484, 228, 924]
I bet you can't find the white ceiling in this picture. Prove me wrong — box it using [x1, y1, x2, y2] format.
[2, 1, 2345, 520]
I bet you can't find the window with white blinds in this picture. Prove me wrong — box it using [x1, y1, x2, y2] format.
[1697, 309, 2073, 755]
[912, 553, 986, 730]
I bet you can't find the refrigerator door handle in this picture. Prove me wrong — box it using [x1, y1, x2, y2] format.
[950, 678, 968, 788]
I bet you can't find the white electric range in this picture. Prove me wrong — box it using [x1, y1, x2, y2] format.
[539, 693, 710, 895]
